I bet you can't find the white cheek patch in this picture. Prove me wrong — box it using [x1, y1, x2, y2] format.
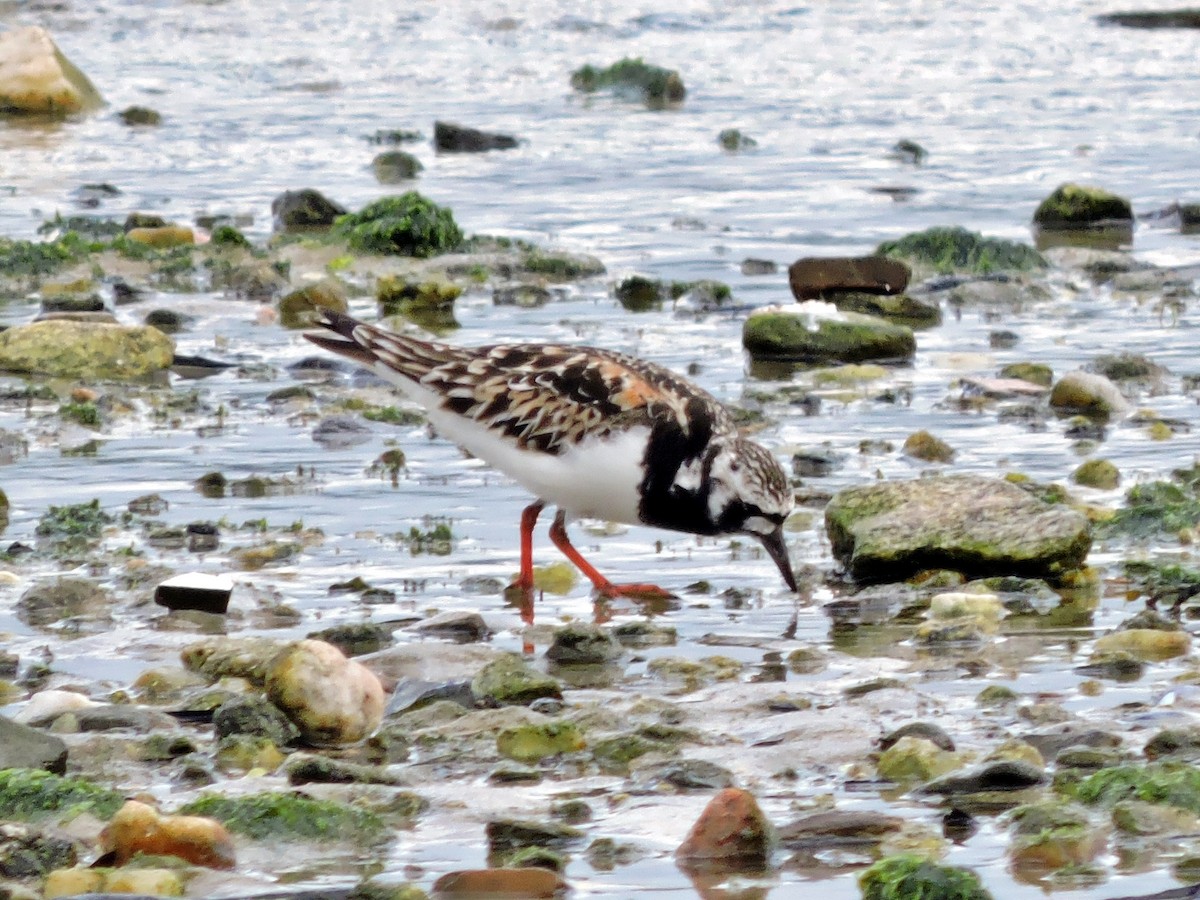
[673, 457, 704, 492]
[742, 515, 776, 537]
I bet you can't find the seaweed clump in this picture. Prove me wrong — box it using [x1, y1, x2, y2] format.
[333, 192, 463, 258]
[180, 791, 387, 842]
[875, 226, 1046, 274]
[570, 57, 685, 107]
[0, 768, 124, 821]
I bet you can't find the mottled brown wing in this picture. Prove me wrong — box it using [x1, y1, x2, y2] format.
[308, 310, 736, 455]
[423, 343, 737, 454]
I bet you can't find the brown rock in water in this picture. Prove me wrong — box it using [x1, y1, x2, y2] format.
[675, 787, 774, 866]
[100, 799, 235, 869]
[788, 255, 911, 300]
[433, 867, 568, 897]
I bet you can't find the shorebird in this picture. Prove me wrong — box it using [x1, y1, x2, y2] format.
[306, 310, 797, 599]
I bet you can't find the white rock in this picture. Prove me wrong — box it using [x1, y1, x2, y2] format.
[14, 689, 99, 725]
[265, 639, 383, 745]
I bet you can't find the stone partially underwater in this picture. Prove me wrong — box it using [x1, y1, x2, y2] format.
[824, 474, 1093, 583]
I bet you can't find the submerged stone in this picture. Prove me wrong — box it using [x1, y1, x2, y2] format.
[496, 720, 585, 763]
[471, 653, 562, 706]
[1008, 801, 1104, 871]
[825, 474, 1092, 583]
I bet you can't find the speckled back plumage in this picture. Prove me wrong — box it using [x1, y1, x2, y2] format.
[309, 311, 736, 455]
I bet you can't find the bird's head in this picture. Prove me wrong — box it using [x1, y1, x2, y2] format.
[706, 437, 797, 592]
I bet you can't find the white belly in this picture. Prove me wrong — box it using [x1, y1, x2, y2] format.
[387, 374, 647, 524]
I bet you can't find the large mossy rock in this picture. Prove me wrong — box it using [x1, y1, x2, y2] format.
[0, 27, 104, 115]
[0, 320, 173, 378]
[332, 192, 463, 257]
[824, 475, 1092, 583]
[742, 303, 915, 363]
[1033, 183, 1133, 229]
[876, 226, 1046, 274]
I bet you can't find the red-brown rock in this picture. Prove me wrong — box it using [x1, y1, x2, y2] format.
[99, 799, 235, 869]
[431, 867, 568, 897]
[674, 788, 775, 865]
[788, 256, 911, 300]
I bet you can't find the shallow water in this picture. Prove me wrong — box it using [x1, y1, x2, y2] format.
[3, 1, 1200, 898]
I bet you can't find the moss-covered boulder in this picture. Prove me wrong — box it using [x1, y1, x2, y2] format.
[0, 320, 173, 378]
[333, 193, 463, 257]
[1008, 802, 1105, 871]
[570, 57, 685, 108]
[1048, 370, 1131, 417]
[1033, 183, 1134, 229]
[742, 303, 915, 363]
[277, 279, 348, 329]
[825, 474, 1092, 583]
[271, 188, 348, 233]
[876, 226, 1046, 274]
[0, 27, 104, 115]
[496, 721, 585, 763]
[471, 653, 562, 706]
[378, 275, 461, 332]
[825, 290, 942, 326]
[371, 150, 423, 182]
[1072, 459, 1120, 490]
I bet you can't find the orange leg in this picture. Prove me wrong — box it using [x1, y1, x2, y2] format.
[548, 510, 675, 600]
[504, 501, 545, 628]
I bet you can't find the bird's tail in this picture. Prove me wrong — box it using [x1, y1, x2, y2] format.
[304, 308, 471, 380]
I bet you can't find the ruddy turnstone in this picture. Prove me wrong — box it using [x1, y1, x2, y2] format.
[306, 310, 797, 597]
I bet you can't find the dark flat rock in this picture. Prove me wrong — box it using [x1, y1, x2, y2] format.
[789, 255, 911, 300]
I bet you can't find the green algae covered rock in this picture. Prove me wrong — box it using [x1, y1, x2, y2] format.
[824, 474, 1092, 583]
[333, 192, 463, 257]
[742, 303, 915, 363]
[1008, 801, 1104, 870]
[1033, 183, 1133, 229]
[876, 226, 1046, 274]
[496, 721, 585, 763]
[859, 854, 993, 900]
[180, 791, 387, 842]
[1069, 763, 1200, 814]
[471, 653, 562, 706]
[0, 768, 123, 821]
[0, 320, 173, 378]
[278, 279, 348, 329]
[570, 57, 685, 108]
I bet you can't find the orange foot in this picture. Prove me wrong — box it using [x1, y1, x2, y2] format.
[594, 582, 677, 601]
